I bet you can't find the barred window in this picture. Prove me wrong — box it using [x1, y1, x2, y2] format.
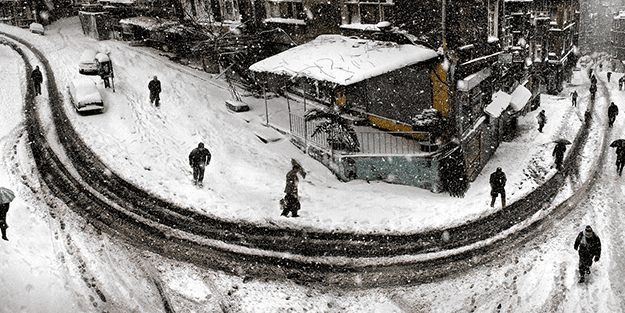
[344, 0, 394, 25]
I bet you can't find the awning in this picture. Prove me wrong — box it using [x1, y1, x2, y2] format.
[457, 68, 492, 92]
[249, 34, 440, 86]
[509, 85, 532, 112]
[484, 91, 511, 118]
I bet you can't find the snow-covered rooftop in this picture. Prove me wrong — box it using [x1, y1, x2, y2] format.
[485, 91, 511, 118]
[249, 34, 439, 86]
[510, 85, 532, 112]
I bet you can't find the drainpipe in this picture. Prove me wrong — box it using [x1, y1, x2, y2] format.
[442, 0, 447, 50]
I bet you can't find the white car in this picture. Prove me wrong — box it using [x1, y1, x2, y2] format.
[78, 49, 99, 75]
[68, 78, 104, 113]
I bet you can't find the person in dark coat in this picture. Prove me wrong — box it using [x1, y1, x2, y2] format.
[537, 110, 547, 133]
[31, 65, 43, 96]
[574, 225, 601, 283]
[616, 146, 625, 176]
[585, 110, 592, 127]
[608, 102, 619, 127]
[591, 75, 597, 86]
[148, 76, 161, 107]
[0, 203, 9, 241]
[188, 142, 211, 187]
[553, 142, 567, 170]
[619, 76, 624, 90]
[589, 84, 597, 100]
[571, 90, 578, 107]
[607, 71, 612, 82]
[489, 167, 506, 208]
[281, 159, 306, 217]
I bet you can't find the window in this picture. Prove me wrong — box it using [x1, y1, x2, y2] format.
[344, 0, 394, 25]
[266, 0, 305, 20]
[221, 0, 240, 21]
[487, 0, 499, 38]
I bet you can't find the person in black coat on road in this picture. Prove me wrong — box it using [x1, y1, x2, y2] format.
[574, 225, 601, 283]
[281, 159, 306, 217]
[0, 203, 9, 241]
[148, 76, 162, 106]
[31, 66, 43, 96]
[188, 142, 211, 187]
[616, 146, 625, 176]
[489, 167, 506, 208]
[553, 142, 567, 170]
[608, 102, 619, 127]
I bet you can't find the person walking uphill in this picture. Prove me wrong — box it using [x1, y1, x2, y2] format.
[148, 76, 161, 107]
[0, 203, 9, 241]
[616, 146, 625, 176]
[571, 90, 578, 107]
[489, 167, 506, 208]
[608, 102, 619, 127]
[574, 225, 601, 283]
[537, 110, 547, 133]
[281, 159, 306, 217]
[619, 76, 625, 90]
[607, 71, 612, 82]
[188, 142, 211, 187]
[31, 65, 43, 96]
[553, 142, 567, 170]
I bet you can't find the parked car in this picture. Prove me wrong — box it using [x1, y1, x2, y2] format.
[78, 49, 99, 75]
[29, 23, 44, 35]
[68, 78, 104, 113]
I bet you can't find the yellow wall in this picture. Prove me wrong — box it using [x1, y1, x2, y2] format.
[431, 63, 450, 117]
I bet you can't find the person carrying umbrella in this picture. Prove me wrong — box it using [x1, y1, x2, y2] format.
[553, 140, 569, 170]
[0, 187, 15, 241]
[608, 102, 619, 127]
[281, 159, 306, 217]
[611, 139, 625, 176]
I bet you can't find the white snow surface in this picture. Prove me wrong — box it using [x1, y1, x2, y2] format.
[484, 90, 512, 118]
[510, 85, 532, 112]
[249, 34, 439, 86]
[0, 19, 585, 234]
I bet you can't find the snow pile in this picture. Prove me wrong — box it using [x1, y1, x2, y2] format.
[249, 34, 439, 86]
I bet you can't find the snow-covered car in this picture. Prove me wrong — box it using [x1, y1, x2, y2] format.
[68, 78, 104, 113]
[78, 49, 99, 75]
[29, 23, 44, 35]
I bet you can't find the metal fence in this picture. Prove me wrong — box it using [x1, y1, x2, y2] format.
[289, 114, 431, 155]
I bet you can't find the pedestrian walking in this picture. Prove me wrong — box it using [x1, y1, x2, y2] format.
[0, 187, 15, 241]
[537, 110, 547, 133]
[619, 76, 624, 90]
[31, 65, 43, 96]
[553, 142, 567, 170]
[571, 90, 578, 107]
[148, 76, 161, 107]
[99, 65, 111, 88]
[489, 167, 506, 208]
[585, 110, 592, 127]
[608, 102, 619, 127]
[616, 146, 625, 176]
[188, 142, 211, 187]
[574, 225, 601, 283]
[590, 84, 597, 100]
[591, 75, 597, 86]
[281, 159, 306, 217]
[599, 63, 603, 71]
[607, 71, 612, 82]
[0, 203, 9, 241]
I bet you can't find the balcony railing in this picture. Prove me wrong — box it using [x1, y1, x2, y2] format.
[289, 114, 433, 155]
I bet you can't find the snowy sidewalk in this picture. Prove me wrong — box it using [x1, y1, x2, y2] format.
[0, 19, 587, 234]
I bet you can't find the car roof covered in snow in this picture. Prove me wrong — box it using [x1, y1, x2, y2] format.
[71, 78, 102, 105]
[29, 23, 44, 32]
[95, 52, 110, 62]
[249, 34, 440, 86]
[79, 49, 97, 64]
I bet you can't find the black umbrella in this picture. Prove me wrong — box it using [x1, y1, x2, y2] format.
[610, 139, 625, 148]
[0, 187, 15, 204]
[553, 139, 572, 145]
